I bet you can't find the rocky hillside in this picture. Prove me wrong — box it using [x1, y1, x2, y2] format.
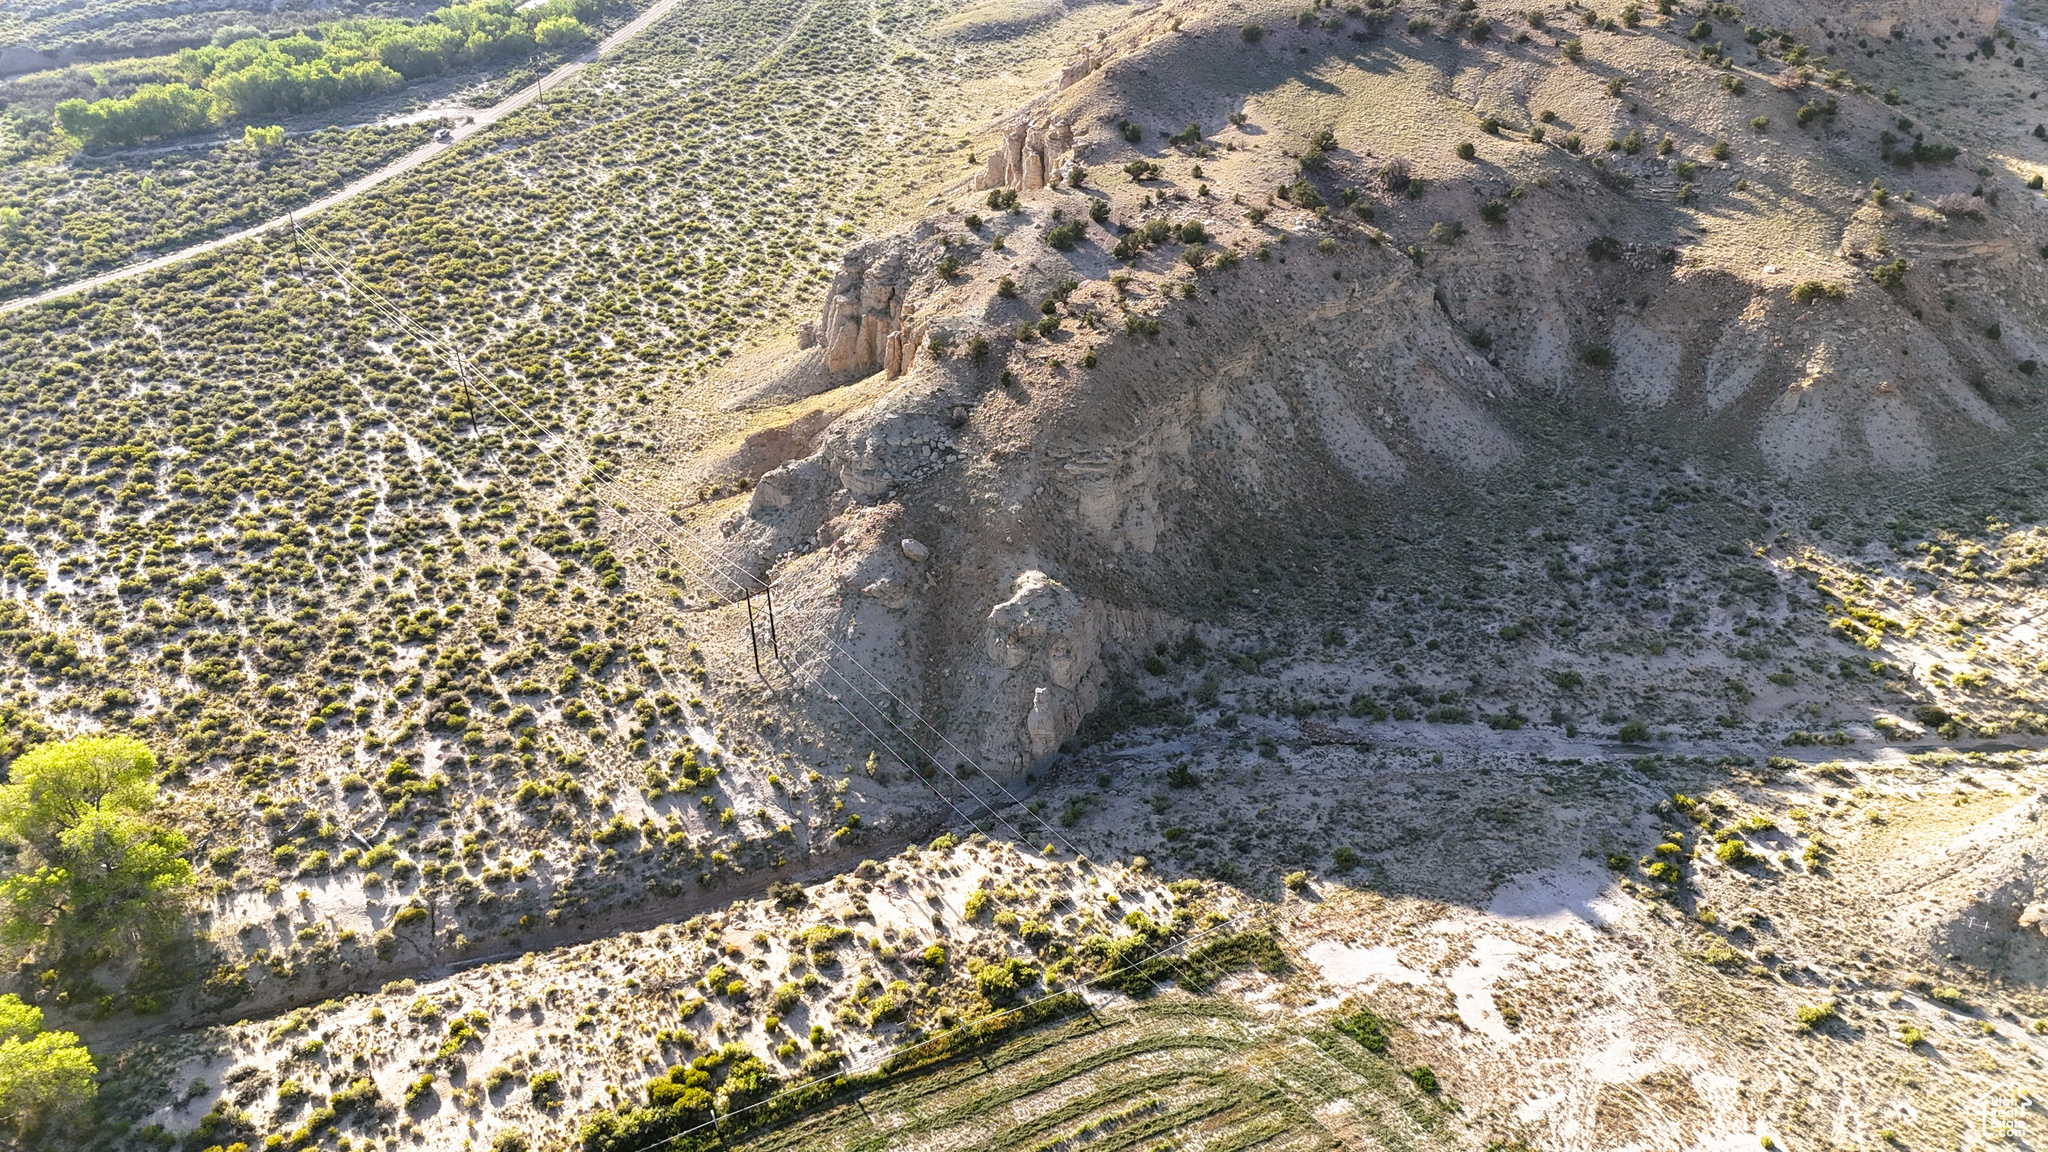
[725, 0, 2048, 781]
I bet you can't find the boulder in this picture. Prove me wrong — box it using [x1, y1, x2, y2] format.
[861, 576, 910, 610]
[2021, 903, 2048, 935]
[981, 571, 1106, 760]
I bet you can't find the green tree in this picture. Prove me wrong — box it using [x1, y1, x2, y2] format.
[0, 736, 191, 958]
[55, 84, 221, 149]
[0, 994, 94, 1140]
[242, 124, 287, 153]
[0, 996, 37, 1042]
[536, 15, 588, 47]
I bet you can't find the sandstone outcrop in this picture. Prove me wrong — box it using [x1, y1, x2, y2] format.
[972, 115, 1077, 194]
[1056, 38, 1102, 90]
[803, 230, 936, 381]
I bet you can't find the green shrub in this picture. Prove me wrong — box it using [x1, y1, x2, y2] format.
[1335, 1008, 1392, 1052]
[331, 1076, 383, 1117]
[1617, 719, 1650, 742]
[1792, 1000, 1836, 1031]
[973, 957, 1039, 1004]
[1715, 838, 1759, 867]
[1045, 220, 1085, 250]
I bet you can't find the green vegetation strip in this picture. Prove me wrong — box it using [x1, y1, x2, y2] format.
[1305, 1028, 1451, 1145]
[578, 993, 1088, 1152]
[53, 0, 617, 150]
[915, 1036, 1240, 1139]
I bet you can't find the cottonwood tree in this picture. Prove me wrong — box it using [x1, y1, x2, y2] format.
[0, 736, 192, 962]
[0, 993, 94, 1144]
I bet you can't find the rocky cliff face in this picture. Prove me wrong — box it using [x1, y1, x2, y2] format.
[797, 228, 937, 381]
[734, 220, 1535, 779]
[976, 571, 1107, 762]
[742, 204, 2045, 780]
[964, 34, 1111, 196]
[971, 115, 1079, 194]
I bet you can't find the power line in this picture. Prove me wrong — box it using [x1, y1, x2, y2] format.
[288, 219, 1047, 851]
[382, 312, 1075, 852]
[286, 219, 1015, 828]
[290, 220, 1095, 867]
